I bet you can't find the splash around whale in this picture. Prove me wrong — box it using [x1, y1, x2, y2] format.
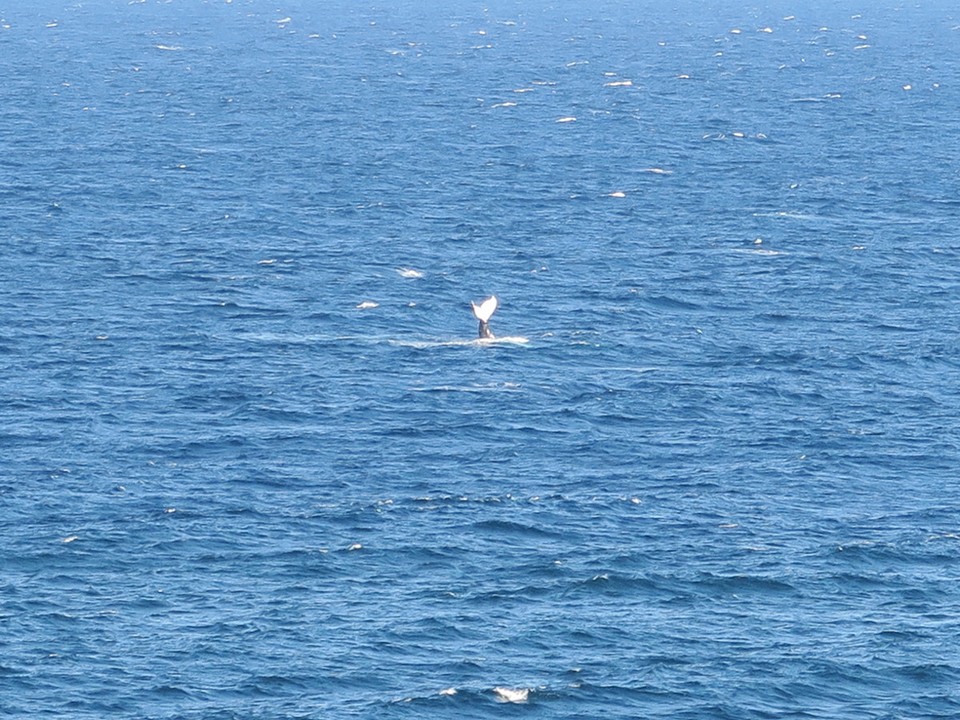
[389, 336, 530, 349]
[467, 295, 528, 344]
[385, 295, 529, 348]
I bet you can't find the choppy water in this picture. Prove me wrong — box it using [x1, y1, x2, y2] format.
[3, 1, 960, 718]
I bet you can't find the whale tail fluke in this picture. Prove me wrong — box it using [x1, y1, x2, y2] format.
[471, 295, 498, 322]
[471, 295, 498, 339]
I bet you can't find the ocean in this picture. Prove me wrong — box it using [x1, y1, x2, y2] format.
[2, 1, 960, 717]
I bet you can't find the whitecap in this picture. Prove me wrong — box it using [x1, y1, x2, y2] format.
[356, 301, 379, 309]
[397, 267, 423, 278]
[603, 79, 633, 87]
[493, 687, 530, 703]
[555, 116, 577, 123]
[608, 191, 626, 198]
[439, 688, 457, 696]
[155, 44, 182, 51]
[644, 167, 672, 175]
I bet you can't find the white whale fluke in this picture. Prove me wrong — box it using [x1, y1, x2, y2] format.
[471, 295, 498, 338]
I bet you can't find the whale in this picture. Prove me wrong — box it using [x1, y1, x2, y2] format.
[470, 295, 498, 339]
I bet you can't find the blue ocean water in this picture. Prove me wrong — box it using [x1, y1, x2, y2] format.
[3, 1, 960, 717]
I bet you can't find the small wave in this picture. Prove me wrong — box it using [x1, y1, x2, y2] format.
[752, 210, 820, 220]
[645, 294, 702, 311]
[472, 519, 559, 539]
[693, 572, 799, 595]
[410, 382, 523, 394]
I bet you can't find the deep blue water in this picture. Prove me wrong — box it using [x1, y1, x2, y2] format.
[3, 1, 960, 718]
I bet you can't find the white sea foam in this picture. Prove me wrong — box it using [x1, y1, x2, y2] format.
[397, 267, 423, 278]
[389, 336, 530, 349]
[493, 687, 530, 703]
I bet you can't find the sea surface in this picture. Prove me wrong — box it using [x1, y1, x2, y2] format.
[2, 1, 960, 718]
